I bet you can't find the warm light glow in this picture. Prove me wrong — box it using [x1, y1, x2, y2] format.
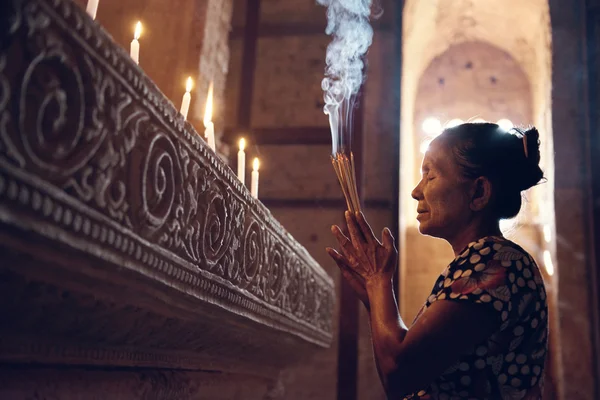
[543, 225, 552, 243]
[204, 81, 213, 125]
[422, 117, 442, 135]
[420, 139, 432, 154]
[185, 77, 193, 93]
[497, 119, 514, 131]
[446, 118, 463, 128]
[499, 219, 514, 233]
[543, 250, 554, 275]
[239, 138, 246, 151]
[134, 21, 142, 40]
[253, 158, 260, 171]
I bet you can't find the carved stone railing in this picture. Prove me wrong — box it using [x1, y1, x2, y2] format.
[0, 0, 334, 394]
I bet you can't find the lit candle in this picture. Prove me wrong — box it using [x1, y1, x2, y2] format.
[237, 138, 246, 184]
[204, 81, 216, 151]
[130, 21, 142, 64]
[180, 77, 192, 120]
[251, 158, 260, 198]
[86, 0, 99, 19]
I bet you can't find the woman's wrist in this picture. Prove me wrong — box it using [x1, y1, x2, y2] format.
[365, 275, 394, 293]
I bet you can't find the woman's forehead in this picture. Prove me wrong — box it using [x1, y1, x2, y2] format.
[422, 141, 445, 165]
[422, 141, 455, 170]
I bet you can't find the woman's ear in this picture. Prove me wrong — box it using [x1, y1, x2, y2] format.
[470, 177, 492, 211]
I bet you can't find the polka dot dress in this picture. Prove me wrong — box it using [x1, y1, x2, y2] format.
[405, 236, 548, 400]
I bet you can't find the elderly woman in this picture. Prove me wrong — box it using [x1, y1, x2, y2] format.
[327, 123, 548, 399]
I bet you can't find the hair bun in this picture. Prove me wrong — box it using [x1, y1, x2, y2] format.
[513, 127, 544, 191]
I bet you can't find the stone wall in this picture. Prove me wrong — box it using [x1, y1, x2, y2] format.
[225, 0, 397, 398]
[548, 0, 599, 397]
[226, 24, 340, 400]
[74, 0, 233, 152]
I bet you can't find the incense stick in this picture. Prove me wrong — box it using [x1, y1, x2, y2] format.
[331, 152, 361, 213]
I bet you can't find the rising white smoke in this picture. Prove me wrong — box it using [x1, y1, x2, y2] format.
[317, 0, 374, 154]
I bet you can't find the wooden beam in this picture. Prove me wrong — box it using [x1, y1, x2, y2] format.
[585, 3, 600, 396]
[392, 0, 404, 304]
[229, 21, 392, 40]
[261, 198, 392, 210]
[237, 0, 261, 129]
[223, 126, 331, 145]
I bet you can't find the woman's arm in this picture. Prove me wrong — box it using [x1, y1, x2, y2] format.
[364, 277, 406, 395]
[366, 277, 497, 397]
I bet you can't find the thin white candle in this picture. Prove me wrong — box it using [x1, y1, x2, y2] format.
[180, 77, 192, 120]
[86, 0, 99, 19]
[206, 122, 215, 151]
[203, 82, 216, 151]
[130, 21, 142, 64]
[251, 158, 259, 198]
[237, 138, 246, 184]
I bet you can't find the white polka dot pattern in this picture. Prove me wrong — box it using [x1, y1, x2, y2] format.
[405, 236, 548, 399]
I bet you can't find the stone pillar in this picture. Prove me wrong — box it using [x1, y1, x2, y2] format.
[549, 0, 600, 397]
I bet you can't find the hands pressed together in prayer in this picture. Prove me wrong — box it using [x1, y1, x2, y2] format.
[326, 211, 398, 310]
[325, 211, 498, 398]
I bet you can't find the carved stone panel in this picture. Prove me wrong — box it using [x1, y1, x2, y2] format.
[0, 0, 334, 375]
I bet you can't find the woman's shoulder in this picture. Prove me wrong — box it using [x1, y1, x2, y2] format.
[422, 235, 547, 331]
[452, 236, 535, 267]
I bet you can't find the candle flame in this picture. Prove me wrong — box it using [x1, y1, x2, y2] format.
[253, 158, 260, 171]
[185, 77, 193, 93]
[134, 21, 142, 40]
[239, 138, 245, 151]
[204, 81, 213, 125]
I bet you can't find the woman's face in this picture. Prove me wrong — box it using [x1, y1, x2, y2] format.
[411, 140, 474, 239]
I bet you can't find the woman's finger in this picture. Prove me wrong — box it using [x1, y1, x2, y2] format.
[326, 247, 366, 283]
[344, 211, 367, 252]
[327, 249, 369, 306]
[331, 225, 359, 263]
[382, 227, 396, 253]
[355, 211, 380, 246]
[326, 246, 350, 266]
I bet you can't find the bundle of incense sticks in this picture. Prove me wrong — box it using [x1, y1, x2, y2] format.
[331, 152, 361, 213]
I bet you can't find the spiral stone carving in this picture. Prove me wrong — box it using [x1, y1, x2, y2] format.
[19, 51, 91, 176]
[242, 219, 263, 286]
[141, 133, 180, 230]
[265, 240, 285, 303]
[200, 186, 235, 269]
[304, 276, 317, 322]
[286, 257, 305, 315]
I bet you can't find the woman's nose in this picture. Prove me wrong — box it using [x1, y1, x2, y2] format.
[411, 182, 422, 200]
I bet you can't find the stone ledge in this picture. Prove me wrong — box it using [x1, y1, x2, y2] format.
[0, 0, 334, 374]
